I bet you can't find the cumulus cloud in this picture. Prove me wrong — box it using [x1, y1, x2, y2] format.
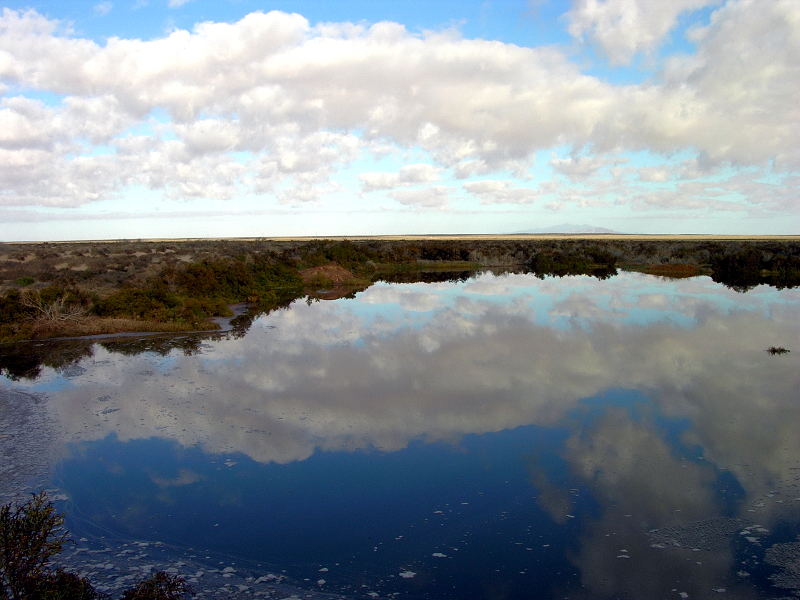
[0, 2, 797, 214]
[637, 165, 671, 182]
[359, 284, 447, 312]
[525, 153, 800, 217]
[150, 468, 202, 488]
[389, 185, 452, 208]
[94, 3, 112, 16]
[566, 0, 721, 65]
[550, 155, 626, 181]
[462, 180, 540, 204]
[359, 163, 442, 192]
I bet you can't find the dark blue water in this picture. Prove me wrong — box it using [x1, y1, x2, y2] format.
[55, 423, 583, 598]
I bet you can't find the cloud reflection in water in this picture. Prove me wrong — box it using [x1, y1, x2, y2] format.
[8, 271, 800, 597]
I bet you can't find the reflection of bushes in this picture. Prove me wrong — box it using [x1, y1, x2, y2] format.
[710, 246, 800, 291]
[378, 269, 474, 284]
[528, 247, 618, 279]
[0, 339, 95, 381]
[0, 492, 190, 600]
[629, 264, 702, 279]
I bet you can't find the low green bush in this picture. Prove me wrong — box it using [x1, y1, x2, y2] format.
[0, 492, 190, 600]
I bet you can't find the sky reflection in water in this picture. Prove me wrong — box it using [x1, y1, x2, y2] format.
[5, 272, 800, 599]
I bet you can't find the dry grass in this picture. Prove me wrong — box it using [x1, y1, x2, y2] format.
[299, 264, 355, 284]
[27, 316, 215, 339]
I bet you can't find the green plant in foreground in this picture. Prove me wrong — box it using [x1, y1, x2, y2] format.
[0, 491, 67, 599]
[1, 492, 190, 600]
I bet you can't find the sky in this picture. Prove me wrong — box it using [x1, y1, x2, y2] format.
[0, 0, 798, 241]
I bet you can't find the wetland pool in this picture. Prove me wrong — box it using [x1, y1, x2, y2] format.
[2, 271, 800, 600]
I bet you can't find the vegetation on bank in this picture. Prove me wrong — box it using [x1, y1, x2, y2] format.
[0, 254, 305, 342]
[1, 238, 799, 343]
[1, 491, 190, 600]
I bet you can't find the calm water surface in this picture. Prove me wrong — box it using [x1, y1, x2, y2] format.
[3, 272, 800, 599]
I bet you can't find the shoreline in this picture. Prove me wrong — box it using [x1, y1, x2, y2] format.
[3, 237, 799, 344]
[5, 233, 800, 244]
[0, 303, 251, 346]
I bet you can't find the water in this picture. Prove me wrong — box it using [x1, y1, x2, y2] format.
[2, 271, 800, 599]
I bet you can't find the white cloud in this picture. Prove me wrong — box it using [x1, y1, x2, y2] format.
[462, 180, 540, 204]
[661, 0, 800, 169]
[0, 3, 797, 216]
[389, 186, 452, 208]
[550, 155, 626, 181]
[359, 163, 442, 192]
[566, 0, 721, 65]
[360, 285, 446, 312]
[359, 171, 398, 192]
[94, 2, 112, 16]
[167, 0, 193, 7]
[637, 166, 670, 182]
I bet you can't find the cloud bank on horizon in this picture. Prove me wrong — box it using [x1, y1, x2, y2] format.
[0, 0, 798, 240]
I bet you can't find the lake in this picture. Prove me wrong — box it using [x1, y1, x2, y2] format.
[2, 270, 800, 599]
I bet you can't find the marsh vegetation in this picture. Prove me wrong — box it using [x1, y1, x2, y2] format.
[1, 237, 799, 342]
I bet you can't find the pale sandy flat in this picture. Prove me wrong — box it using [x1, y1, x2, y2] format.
[15, 234, 800, 244]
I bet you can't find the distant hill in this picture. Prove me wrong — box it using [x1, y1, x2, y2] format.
[513, 223, 619, 234]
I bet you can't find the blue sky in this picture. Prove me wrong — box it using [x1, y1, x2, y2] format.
[0, 0, 798, 240]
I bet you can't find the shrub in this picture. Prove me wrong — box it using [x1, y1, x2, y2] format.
[119, 572, 190, 600]
[0, 491, 67, 600]
[0, 493, 191, 600]
[20, 289, 88, 333]
[38, 569, 105, 600]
